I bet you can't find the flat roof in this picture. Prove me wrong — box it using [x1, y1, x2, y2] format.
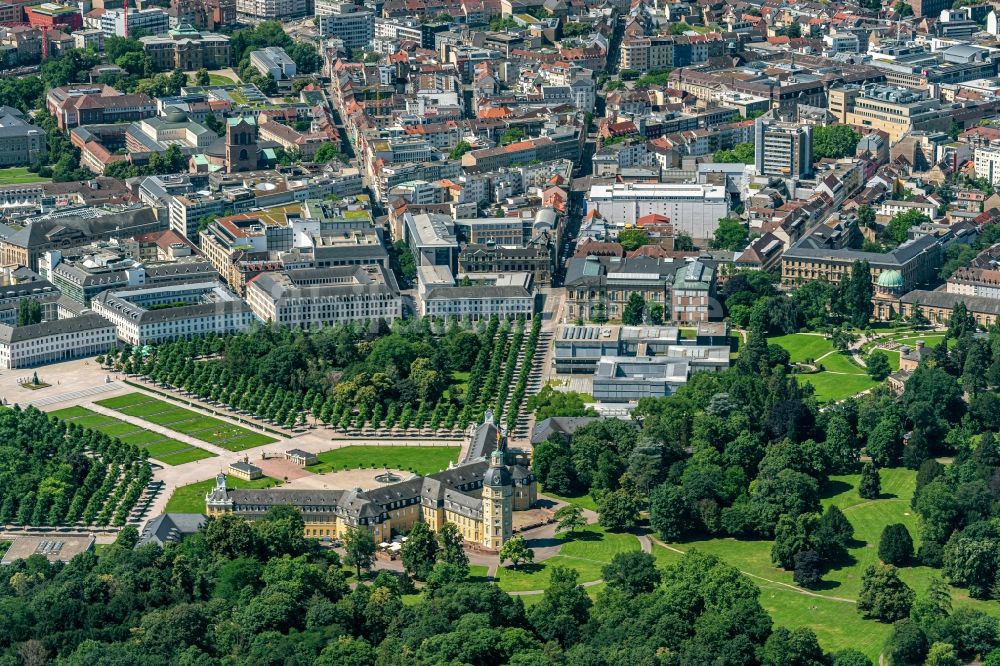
[2, 534, 95, 565]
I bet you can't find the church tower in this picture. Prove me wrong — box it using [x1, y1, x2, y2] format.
[481, 443, 512, 550]
[225, 117, 259, 173]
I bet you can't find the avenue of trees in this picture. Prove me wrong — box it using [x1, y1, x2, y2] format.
[111, 316, 540, 433]
[0, 405, 150, 527]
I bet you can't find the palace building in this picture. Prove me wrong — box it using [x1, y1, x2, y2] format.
[205, 413, 535, 549]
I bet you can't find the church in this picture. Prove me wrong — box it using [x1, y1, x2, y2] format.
[205, 412, 536, 550]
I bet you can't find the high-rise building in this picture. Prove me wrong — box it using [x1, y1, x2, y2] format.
[754, 112, 813, 179]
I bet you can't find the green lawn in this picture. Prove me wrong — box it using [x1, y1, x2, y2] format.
[496, 524, 640, 592]
[306, 445, 460, 476]
[165, 475, 280, 513]
[770, 333, 834, 363]
[209, 73, 235, 85]
[660, 468, 1000, 661]
[96, 393, 276, 451]
[0, 167, 50, 184]
[541, 488, 599, 512]
[50, 405, 215, 466]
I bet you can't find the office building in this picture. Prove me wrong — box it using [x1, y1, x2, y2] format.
[100, 7, 169, 37]
[46, 84, 156, 130]
[587, 183, 729, 240]
[754, 112, 812, 179]
[0, 313, 116, 369]
[91, 280, 254, 344]
[592, 356, 691, 402]
[316, 2, 374, 48]
[553, 323, 731, 374]
[25, 2, 82, 32]
[249, 47, 296, 81]
[236, 0, 307, 20]
[246, 265, 402, 327]
[974, 144, 1000, 186]
[829, 84, 949, 145]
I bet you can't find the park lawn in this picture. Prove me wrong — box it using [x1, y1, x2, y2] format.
[817, 352, 866, 374]
[165, 474, 279, 513]
[541, 487, 599, 512]
[306, 445, 460, 476]
[469, 564, 489, 582]
[661, 467, 997, 660]
[96, 392, 276, 451]
[209, 74, 234, 85]
[49, 405, 215, 466]
[797, 372, 878, 402]
[0, 167, 49, 184]
[758, 581, 889, 662]
[770, 333, 834, 363]
[519, 583, 605, 607]
[495, 525, 640, 593]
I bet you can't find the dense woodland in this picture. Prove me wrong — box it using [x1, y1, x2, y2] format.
[0, 406, 150, 527]
[0, 508, 883, 666]
[109, 315, 541, 432]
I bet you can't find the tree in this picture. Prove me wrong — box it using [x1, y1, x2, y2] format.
[622, 292, 646, 325]
[648, 302, 664, 324]
[836, 260, 874, 328]
[860, 463, 881, 499]
[759, 626, 825, 666]
[813, 505, 854, 561]
[437, 522, 469, 572]
[601, 550, 661, 594]
[195, 68, 210, 86]
[528, 565, 592, 647]
[449, 141, 472, 160]
[886, 619, 929, 666]
[948, 301, 976, 340]
[598, 488, 640, 532]
[857, 205, 876, 229]
[650, 482, 691, 540]
[812, 124, 860, 160]
[498, 535, 534, 569]
[400, 521, 439, 580]
[878, 524, 914, 566]
[857, 564, 915, 622]
[711, 217, 749, 251]
[867, 350, 892, 381]
[713, 141, 755, 164]
[867, 414, 903, 467]
[883, 210, 930, 246]
[792, 549, 823, 587]
[554, 505, 586, 537]
[499, 128, 526, 145]
[617, 228, 650, 251]
[16, 298, 42, 326]
[830, 650, 873, 666]
[825, 414, 860, 473]
[313, 143, 342, 163]
[942, 533, 1000, 599]
[343, 526, 376, 579]
[924, 643, 960, 666]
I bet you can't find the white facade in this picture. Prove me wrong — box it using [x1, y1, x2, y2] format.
[422, 287, 535, 320]
[974, 146, 1000, 185]
[100, 8, 169, 37]
[587, 183, 729, 240]
[245, 266, 402, 328]
[0, 315, 116, 369]
[236, 0, 307, 19]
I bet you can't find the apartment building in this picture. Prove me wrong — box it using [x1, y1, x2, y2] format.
[91, 280, 254, 344]
[246, 264, 402, 327]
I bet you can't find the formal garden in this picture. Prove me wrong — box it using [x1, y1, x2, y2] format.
[0, 405, 151, 527]
[100, 315, 542, 436]
[95, 392, 276, 451]
[50, 404, 215, 466]
[304, 445, 461, 476]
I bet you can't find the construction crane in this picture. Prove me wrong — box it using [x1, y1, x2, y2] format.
[0, 22, 50, 60]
